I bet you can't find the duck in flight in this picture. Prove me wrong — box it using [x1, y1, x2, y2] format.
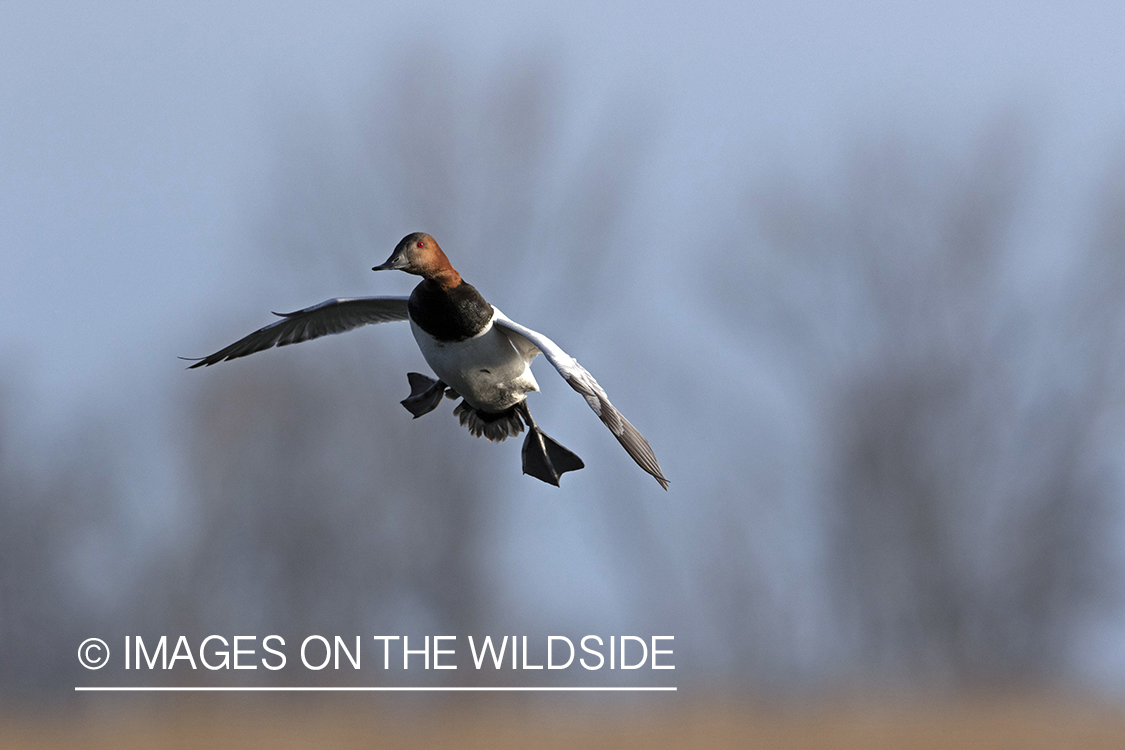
[186, 233, 668, 489]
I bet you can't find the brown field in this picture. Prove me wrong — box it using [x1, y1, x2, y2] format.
[3, 694, 1124, 750]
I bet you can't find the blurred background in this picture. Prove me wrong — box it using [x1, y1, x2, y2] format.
[5, 1, 1125, 746]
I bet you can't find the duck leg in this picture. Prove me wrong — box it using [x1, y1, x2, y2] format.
[516, 402, 584, 486]
[400, 372, 449, 418]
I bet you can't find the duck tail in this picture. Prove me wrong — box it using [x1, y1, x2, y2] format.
[452, 400, 525, 442]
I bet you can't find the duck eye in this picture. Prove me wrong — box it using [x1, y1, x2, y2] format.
[416, 241, 424, 248]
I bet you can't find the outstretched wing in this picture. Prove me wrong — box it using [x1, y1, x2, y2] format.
[492, 308, 669, 490]
[184, 297, 410, 368]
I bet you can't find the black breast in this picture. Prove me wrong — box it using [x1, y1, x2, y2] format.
[408, 280, 493, 342]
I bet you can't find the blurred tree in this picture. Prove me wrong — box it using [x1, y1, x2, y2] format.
[8, 50, 1125, 700]
[0, 387, 129, 696]
[728, 118, 1124, 685]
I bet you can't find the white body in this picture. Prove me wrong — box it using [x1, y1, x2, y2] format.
[409, 311, 539, 412]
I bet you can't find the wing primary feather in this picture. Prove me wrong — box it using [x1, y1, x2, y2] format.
[185, 296, 410, 368]
[492, 309, 668, 490]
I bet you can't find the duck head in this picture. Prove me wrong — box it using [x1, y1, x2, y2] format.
[374, 232, 461, 288]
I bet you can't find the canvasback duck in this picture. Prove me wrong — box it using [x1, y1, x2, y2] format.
[187, 233, 668, 489]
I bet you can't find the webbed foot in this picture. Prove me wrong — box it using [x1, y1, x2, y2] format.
[401, 372, 449, 418]
[516, 402, 584, 486]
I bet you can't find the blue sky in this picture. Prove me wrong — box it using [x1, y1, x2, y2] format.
[5, 1, 1125, 433]
[6, 1, 1125, 691]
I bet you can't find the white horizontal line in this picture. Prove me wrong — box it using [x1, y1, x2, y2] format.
[75, 686, 677, 692]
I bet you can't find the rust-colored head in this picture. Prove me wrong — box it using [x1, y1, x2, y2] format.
[373, 233, 461, 288]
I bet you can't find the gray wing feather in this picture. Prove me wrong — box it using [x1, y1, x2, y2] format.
[492, 308, 669, 490]
[185, 297, 410, 368]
